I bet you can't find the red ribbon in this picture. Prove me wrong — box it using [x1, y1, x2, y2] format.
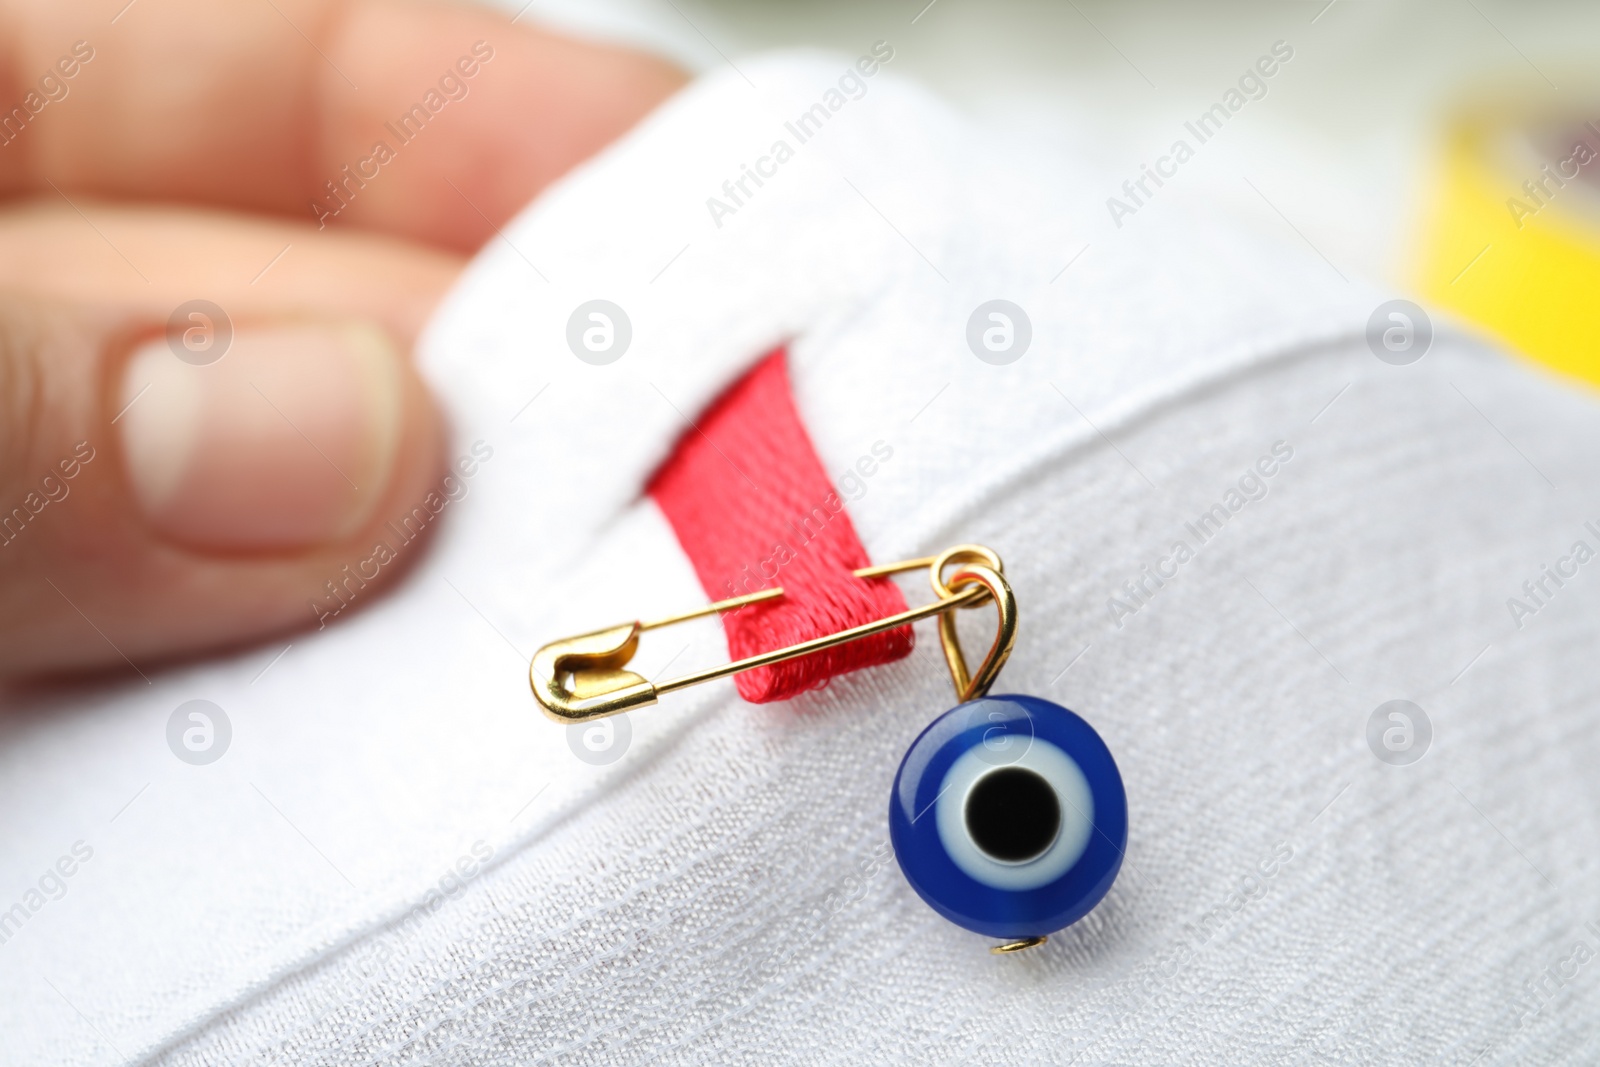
[649, 350, 912, 703]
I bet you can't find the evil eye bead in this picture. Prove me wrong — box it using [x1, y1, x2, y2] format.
[889, 694, 1126, 941]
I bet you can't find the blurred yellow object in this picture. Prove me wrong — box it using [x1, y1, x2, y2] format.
[1418, 106, 1600, 388]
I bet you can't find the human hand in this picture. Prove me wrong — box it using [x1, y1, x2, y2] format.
[0, 0, 683, 677]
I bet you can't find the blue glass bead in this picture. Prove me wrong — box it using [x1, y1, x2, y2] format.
[889, 694, 1126, 941]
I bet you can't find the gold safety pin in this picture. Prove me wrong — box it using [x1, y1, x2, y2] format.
[530, 545, 1016, 723]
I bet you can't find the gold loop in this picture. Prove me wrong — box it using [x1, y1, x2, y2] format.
[928, 544, 1004, 603]
[934, 563, 1017, 703]
[991, 935, 1048, 955]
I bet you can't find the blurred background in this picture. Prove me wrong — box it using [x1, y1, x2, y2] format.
[501, 0, 1600, 387]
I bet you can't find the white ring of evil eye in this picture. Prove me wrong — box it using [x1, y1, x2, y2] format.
[934, 738, 1096, 892]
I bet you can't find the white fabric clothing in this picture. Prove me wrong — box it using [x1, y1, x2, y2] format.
[2, 52, 1599, 1065]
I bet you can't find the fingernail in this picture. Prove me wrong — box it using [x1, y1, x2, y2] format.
[118, 322, 404, 550]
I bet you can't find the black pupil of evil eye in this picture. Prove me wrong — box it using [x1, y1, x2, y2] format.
[963, 767, 1061, 863]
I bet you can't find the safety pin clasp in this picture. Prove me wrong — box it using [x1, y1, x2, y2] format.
[529, 546, 1009, 723]
[529, 622, 657, 722]
[530, 586, 782, 723]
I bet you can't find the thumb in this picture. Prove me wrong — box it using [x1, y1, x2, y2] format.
[0, 296, 443, 679]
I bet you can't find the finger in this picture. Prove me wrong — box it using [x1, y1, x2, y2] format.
[0, 204, 463, 677]
[0, 0, 686, 251]
[0, 196, 463, 338]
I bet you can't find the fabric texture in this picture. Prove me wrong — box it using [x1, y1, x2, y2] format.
[649, 349, 911, 703]
[1, 52, 1598, 1066]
